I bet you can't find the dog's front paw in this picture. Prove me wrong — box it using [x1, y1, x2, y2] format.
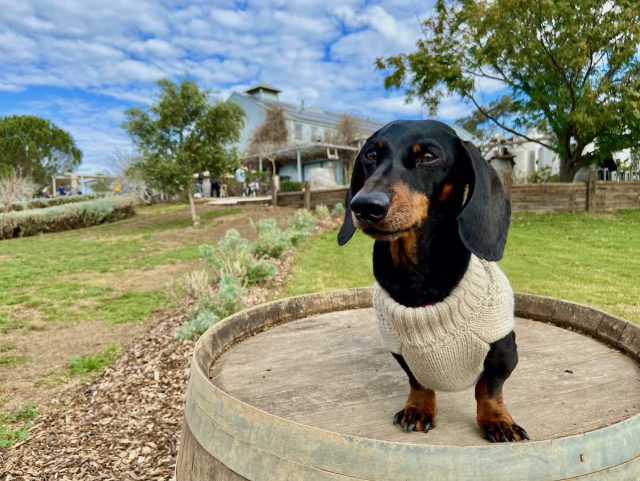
[479, 416, 529, 443]
[393, 386, 438, 433]
[393, 406, 437, 432]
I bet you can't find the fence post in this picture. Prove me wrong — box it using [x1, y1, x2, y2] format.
[502, 173, 512, 199]
[303, 181, 311, 210]
[586, 170, 597, 212]
[272, 175, 280, 207]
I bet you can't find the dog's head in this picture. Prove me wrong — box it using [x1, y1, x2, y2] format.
[337, 120, 510, 261]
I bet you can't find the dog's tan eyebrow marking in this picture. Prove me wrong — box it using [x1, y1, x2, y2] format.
[375, 140, 384, 148]
[438, 183, 454, 202]
[412, 143, 421, 153]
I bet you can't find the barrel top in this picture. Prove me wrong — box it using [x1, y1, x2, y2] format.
[209, 307, 640, 446]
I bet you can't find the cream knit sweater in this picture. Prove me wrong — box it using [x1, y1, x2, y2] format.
[373, 255, 514, 392]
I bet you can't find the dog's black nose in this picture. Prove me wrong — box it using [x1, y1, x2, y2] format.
[351, 191, 390, 224]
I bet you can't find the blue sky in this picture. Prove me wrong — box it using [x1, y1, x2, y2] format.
[0, 0, 505, 173]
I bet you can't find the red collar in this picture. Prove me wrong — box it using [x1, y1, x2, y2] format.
[418, 301, 437, 308]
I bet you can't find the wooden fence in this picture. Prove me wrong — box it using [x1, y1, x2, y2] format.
[275, 174, 640, 212]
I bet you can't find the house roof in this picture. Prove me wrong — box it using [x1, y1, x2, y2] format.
[234, 89, 480, 143]
[449, 125, 481, 143]
[235, 91, 385, 133]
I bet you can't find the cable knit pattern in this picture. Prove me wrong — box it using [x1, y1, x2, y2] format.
[373, 255, 514, 392]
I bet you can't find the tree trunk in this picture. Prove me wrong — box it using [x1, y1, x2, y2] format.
[559, 140, 589, 182]
[186, 185, 200, 227]
[559, 161, 576, 182]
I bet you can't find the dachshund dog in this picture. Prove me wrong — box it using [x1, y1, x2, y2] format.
[337, 120, 528, 443]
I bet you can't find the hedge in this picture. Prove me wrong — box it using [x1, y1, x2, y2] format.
[280, 180, 304, 192]
[0, 193, 108, 213]
[0, 197, 136, 240]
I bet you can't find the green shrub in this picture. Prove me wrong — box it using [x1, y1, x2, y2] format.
[167, 270, 212, 308]
[280, 180, 304, 192]
[253, 218, 291, 258]
[176, 309, 220, 341]
[287, 208, 318, 245]
[246, 260, 277, 284]
[200, 229, 277, 285]
[200, 229, 254, 280]
[176, 275, 246, 341]
[314, 204, 330, 220]
[528, 166, 560, 183]
[0, 196, 136, 240]
[214, 275, 245, 317]
[332, 202, 345, 216]
[1, 193, 108, 212]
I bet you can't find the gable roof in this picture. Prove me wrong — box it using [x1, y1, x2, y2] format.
[234, 91, 385, 133]
[232, 88, 480, 143]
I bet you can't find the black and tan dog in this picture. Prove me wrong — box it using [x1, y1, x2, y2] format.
[337, 120, 528, 443]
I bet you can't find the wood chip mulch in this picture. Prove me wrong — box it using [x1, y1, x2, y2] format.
[2, 310, 194, 481]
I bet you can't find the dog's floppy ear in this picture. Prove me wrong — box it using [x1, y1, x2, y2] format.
[337, 154, 367, 245]
[457, 140, 511, 261]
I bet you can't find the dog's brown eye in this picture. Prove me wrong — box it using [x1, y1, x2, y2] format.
[365, 151, 377, 162]
[418, 152, 438, 165]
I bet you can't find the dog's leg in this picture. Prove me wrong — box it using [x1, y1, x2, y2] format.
[392, 353, 437, 432]
[475, 331, 529, 442]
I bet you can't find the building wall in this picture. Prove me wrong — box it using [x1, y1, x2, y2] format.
[287, 120, 334, 145]
[277, 158, 339, 185]
[511, 141, 560, 181]
[228, 93, 267, 152]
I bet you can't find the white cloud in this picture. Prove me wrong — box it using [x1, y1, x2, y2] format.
[370, 96, 425, 117]
[0, 0, 489, 171]
[0, 82, 24, 92]
[437, 96, 473, 120]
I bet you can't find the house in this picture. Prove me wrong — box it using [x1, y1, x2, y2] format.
[229, 84, 479, 187]
[484, 129, 636, 182]
[228, 84, 383, 187]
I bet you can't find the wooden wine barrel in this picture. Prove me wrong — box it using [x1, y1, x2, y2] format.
[176, 289, 640, 481]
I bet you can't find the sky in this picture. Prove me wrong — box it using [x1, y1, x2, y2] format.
[0, 0, 505, 173]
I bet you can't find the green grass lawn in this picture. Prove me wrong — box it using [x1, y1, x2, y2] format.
[284, 209, 640, 324]
[0, 204, 241, 331]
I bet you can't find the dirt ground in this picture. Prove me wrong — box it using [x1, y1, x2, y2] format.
[0, 204, 297, 415]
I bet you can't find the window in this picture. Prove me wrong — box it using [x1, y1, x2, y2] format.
[311, 126, 323, 142]
[295, 123, 303, 142]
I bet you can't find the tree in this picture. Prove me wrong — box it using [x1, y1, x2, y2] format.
[377, 0, 640, 181]
[330, 114, 361, 146]
[0, 169, 37, 212]
[246, 107, 288, 175]
[247, 107, 288, 155]
[123, 79, 244, 225]
[0, 115, 82, 186]
[455, 95, 515, 140]
[106, 148, 138, 178]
